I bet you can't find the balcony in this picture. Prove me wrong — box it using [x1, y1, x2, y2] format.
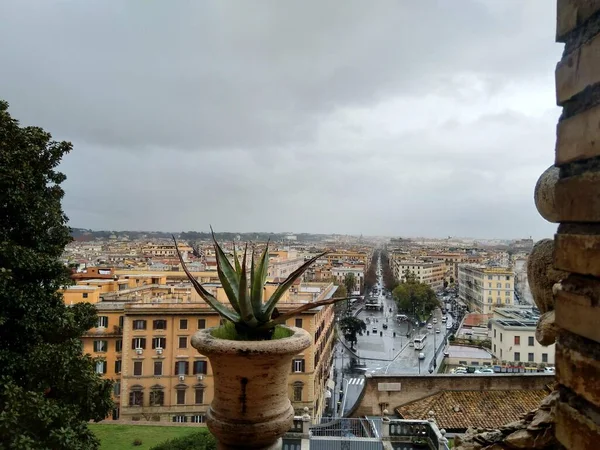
[285, 415, 449, 449]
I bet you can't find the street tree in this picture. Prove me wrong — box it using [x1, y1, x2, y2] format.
[339, 316, 367, 350]
[343, 273, 357, 296]
[0, 101, 113, 449]
[392, 273, 438, 321]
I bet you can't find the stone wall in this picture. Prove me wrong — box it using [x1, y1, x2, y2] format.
[534, 1, 600, 448]
[351, 374, 554, 417]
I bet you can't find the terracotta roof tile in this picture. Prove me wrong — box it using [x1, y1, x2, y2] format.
[396, 389, 548, 431]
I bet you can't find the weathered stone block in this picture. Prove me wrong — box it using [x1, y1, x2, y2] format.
[555, 288, 600, 343]
[555, 233, 600, 276]
[557, 0, 600, 41]
[556, 340, 600, 405]
[534, 166, 560, 222]
[556, 103, 600, 164]
[556, 31, 600, 104]
[555, 171, 600, 222]
[555, 400, 600, 449]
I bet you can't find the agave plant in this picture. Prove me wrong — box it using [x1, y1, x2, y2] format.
[173, 233, 348, 339]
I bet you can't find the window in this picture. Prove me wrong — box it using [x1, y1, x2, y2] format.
[514, 336, 520, 345]
[488, 282, 491, 288]
[191, 415, 206, 423]
[149, 390, 164, 406]
[528, 353, 534, 362]
[506, 276, 510, 280]
[133, 361, 143, 376]
[180, 319, 188, 330]
[496, 283, 501, 288]
[295, 318, 303, 328]
[173, 415, 187, 423]
[195, 387, 204, 404]
[129, 391, 144, 406]
[494, 344, 496, 353]
[133, 320, 147, 330]
[154, 361, 163, 376]
[97, 316, 108, 328]
[152, 337, 166, 349]
[176, 389, 186, 405]
[528, 336, 534, 346]
[514, 352, 521, 362]
[113, 381, 121, 396]
[505, 283, 510, 289]
[93, 340, 108, 352]
[115, 359, 122, 374]
[95, 360, 107, 374]
[193, 360, 207, 375]
[198, 319, 206, 329]
[175, 361, 189, 375]
[119, 315, 124, 328]
[542, 353, 548, 363]
[500, 333, 503, 342]
[83, 292, 89, 299]
[153, 320, 167, 330]
[179, 337, 187, 349]
[488, 275, 492, 280]
[494, 329, 497, 338]
[115, 339, 123, 352]
[292, 359, 305, 373]
[293, 383, 303, 402]
[132, 338, 146, 350]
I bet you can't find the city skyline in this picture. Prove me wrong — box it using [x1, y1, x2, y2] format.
[0, 1, 560, 239]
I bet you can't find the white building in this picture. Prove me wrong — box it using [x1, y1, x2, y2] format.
[330, 266, 364, 294]
[391, 259, 445, 291]
[489, 307, 555, 366]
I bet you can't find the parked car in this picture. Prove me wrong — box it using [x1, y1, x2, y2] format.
[382, 324, 388, 329]
[435, 328, 441, 334]
[475, 368, 494, 374]
[432, 318, 437, 324]
[544, 366, 555, 373]
[372, 327, 377, 333]
[455, 368, 468, 374]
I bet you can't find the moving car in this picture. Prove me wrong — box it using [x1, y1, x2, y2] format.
[418, 352, 425, 360]
[432, 318, 437, 324]
[372, 327, 377, 333]
[382, 323, 388, 329]
[427, 324, 433, 330]
[435, 328, 441, 334]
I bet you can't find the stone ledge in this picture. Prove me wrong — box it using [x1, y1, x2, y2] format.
[556, 30, 600, 104]
[555, 399, 600, 449]
[555, 288, 600, 343]
[555, 338, 600, 405]
[557, 0, 600, 41]
[556, 103, 600, 164]
[555, 233, 600, 276]
[554, 171, 600, 222]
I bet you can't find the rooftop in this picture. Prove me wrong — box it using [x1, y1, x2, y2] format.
[396, 389, 549, 431]
[447, 345, 493, 359]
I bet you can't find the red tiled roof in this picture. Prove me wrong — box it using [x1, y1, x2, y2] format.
[462, 313, 492, 327]
[396, 389, 548, 431]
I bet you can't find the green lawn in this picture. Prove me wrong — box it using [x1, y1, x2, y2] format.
[89, 423, 202, 450]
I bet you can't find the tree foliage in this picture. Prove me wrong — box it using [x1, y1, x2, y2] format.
[343, 273, 356, 295]
[392, 270, 438, 318]
[0, 100, 113, 449]
[338, 316, 366, 350]
[380, 251, 398, 291]
[364, 254, 377, 290]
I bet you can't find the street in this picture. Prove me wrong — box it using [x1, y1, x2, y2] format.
[330, 253, 457, 417]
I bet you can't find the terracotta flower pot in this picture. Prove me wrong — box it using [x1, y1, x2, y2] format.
[191, 326, 311, 449]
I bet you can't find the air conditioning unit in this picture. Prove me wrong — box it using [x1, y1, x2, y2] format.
[197, 375, 203, 381]
[179, 375, 185, 381]
[136, 348, 143, 355]
[156, 348, 163, 355]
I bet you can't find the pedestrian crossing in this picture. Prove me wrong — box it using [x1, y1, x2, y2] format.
[348, 377, 365, 386]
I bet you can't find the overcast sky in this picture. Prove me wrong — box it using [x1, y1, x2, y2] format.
[1, 1, 562, 239]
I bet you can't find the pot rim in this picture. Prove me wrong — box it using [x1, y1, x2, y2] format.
[191, 325, 311, 356]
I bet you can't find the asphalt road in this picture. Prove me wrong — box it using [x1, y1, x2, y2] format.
[331, 256, 456, 416]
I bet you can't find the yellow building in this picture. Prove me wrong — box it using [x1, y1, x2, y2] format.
[69, 275, 338, 423]
[390, 258, 445, 291]
[458, 265, 515, 314]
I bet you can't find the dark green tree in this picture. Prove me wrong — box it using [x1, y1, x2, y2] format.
[339, 316, 366, 350]
[343, 273, 357, 296]
[0, 101, 113, 449]
[392, 273, 438, 321]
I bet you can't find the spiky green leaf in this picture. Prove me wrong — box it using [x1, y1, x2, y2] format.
[260, 296, 352, 328]
[173, 236, 240, 323]
[232, 241, 242, 274]
[251, 242, 269, 318]
[262, 251, 327, 320]
[238, 244, 258, 327]
[211, 230, 241, 315]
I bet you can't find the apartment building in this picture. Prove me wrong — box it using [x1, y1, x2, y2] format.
[69, 275, 338, 423]
[489, 309, 555, 366]
[390, 258, 445, 291]
[458, 265, 515, 314]
[330, 266, 364, 293]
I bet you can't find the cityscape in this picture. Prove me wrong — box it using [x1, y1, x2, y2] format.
[2, 1, 599, 450]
